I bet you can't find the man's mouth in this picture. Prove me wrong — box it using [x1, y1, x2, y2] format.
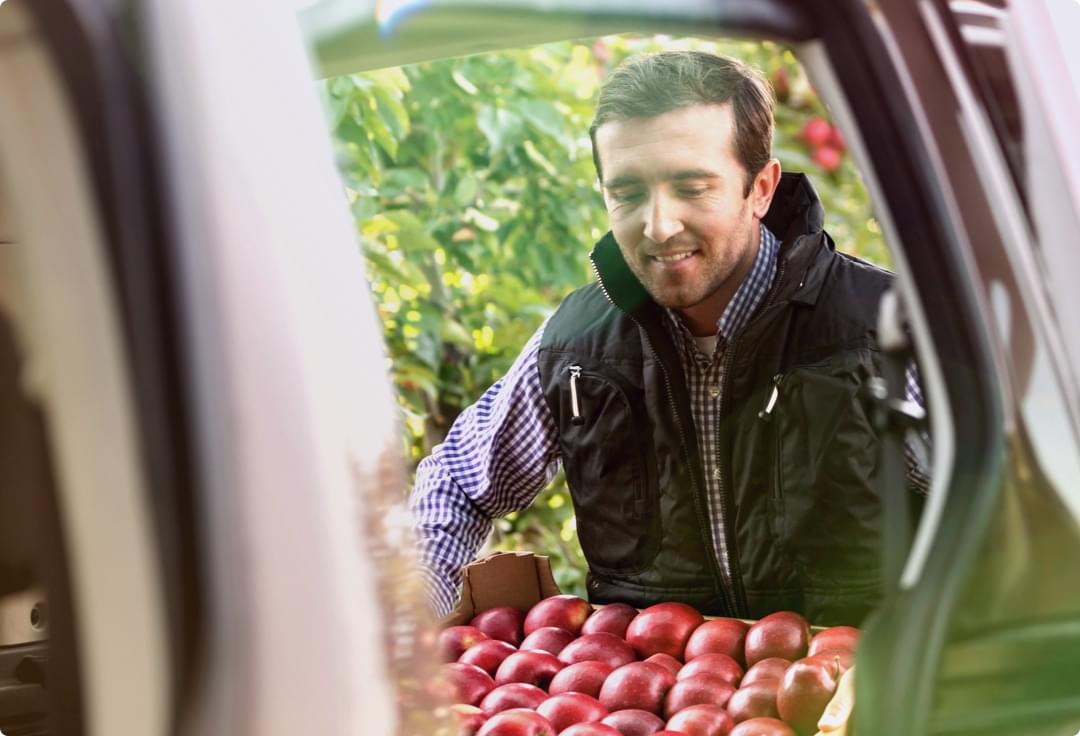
[650, 251, 695, 263]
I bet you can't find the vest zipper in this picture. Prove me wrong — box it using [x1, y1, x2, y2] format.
[758, 374, 784, 420]
[759, 374, 787, 538]
[588, 256, 737, 616]
[717, 258, 789, 617]
[568, 364, 585, 426]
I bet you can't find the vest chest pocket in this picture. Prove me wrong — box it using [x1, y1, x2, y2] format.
[560, 365, 660, 575]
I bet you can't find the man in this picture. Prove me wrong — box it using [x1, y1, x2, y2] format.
[410, 50, 927, 626]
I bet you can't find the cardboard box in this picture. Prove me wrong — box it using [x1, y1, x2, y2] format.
[442, 551, 562, 627]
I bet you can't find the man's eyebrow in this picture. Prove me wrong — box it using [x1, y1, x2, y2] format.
[602, 175, 642, 190]
[603, 170, 721, 189]
[670, 169, 721, 182]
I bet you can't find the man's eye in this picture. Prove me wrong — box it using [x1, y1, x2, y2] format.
[679, 187, 707, 198]
[611, 191, 643, 204]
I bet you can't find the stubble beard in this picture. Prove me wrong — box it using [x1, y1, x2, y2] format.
[632, 218, 758, 314]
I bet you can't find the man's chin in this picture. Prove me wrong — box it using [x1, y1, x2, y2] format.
[645, 290, 699, 312]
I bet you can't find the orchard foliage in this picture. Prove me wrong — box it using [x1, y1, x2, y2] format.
[322, 35, 888, 597]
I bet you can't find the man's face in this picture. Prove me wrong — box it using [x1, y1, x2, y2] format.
[596, 104, 774, 332]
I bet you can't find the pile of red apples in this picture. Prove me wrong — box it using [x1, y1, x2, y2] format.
[437, 595, 858, 736]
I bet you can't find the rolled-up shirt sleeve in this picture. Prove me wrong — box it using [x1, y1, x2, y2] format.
[409, 321, 560, 616]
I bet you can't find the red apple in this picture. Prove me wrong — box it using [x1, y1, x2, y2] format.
[676, 653, 742, 688]
[726, 680, 780, 723]
[582, 603, 639, 638]
[600, 662, 677, 715]
[684, 619, 749, 664]
[520, 626, 576, 656]
[744, 613, 810, 667]
[740, 658, 791, 687]
[803, 649, 854, 675]
[460, 639, 519, 676]
[559, 633, 637, 669]
[626, 603, 705, 660]
[811, 145, 842, 173]
[601, 708, 666, 736]
[665, 703, 735, 735]
[776, 657, 841, 735]
[729, 717, 796, 736]
[524, 595, 593, 636]
[560, 724, 623, 736]
[449, 703, 488, 735]
[443, 662, 496, 706]
[495, 650, 564, 689]
[644, 653, 683, 677]
[800, 117, 832, 147]
[828, 127, 846, 154]
[440, 625, 490, 661]
[479, 683, 547, 715]
[549, 661, 615, 698]
[476, 708, 556, 736]
[663, 674, 735, 718]
[536, 692, 609, 732]
[472, 606, 527, 647]
[807, 627, 859, 657]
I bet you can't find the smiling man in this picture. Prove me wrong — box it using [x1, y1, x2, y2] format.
[411, 51, 927, 625]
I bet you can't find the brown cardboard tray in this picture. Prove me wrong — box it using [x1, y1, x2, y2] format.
[442, 551, 562, 627]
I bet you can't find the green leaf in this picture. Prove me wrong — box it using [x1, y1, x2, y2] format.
[373, 85, 411, 138]
[477, 106, 524, 155]
[453, 174, 479, 206]
[363, 102, 399, 159]
[381, 167, 430, 197]
[384, 210, 441, 251]
[440, 318, 474, 349]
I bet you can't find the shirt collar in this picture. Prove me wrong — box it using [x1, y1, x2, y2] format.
[664, 223, 780, 347]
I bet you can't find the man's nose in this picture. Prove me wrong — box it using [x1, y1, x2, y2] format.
[642, 193, 684, 244]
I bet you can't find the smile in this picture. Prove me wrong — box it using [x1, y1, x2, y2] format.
[651, 252, 695, 263]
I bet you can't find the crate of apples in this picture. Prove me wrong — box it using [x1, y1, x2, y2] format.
[435, 556, 858, 736]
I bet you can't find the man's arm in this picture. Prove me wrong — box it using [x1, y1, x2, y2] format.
[409, 322, 560, 616]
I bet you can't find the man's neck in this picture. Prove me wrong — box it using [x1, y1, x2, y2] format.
[677, 224, 762, 337]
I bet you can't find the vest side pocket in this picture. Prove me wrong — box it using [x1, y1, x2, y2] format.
[559, 369, 660, 575]
[774, 357, 882, 597]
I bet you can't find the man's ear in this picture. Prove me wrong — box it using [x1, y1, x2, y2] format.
[751, 159, 782, 220]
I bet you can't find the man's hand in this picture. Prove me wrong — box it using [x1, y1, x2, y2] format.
[815, 665, 856, 735]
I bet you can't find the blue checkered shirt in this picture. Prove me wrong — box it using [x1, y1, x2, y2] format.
[410, 224, 929, 616]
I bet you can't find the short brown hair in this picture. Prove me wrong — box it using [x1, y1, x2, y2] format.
[589, 50, 775, 196]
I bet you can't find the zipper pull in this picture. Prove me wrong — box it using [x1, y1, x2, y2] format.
[569, 364, 585, 426]
[758, 374, 783, 420]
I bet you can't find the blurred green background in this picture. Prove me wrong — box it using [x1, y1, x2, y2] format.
[321, 34, 887, 597]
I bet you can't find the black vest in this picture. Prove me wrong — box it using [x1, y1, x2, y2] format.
[537, 174, 892, 625]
